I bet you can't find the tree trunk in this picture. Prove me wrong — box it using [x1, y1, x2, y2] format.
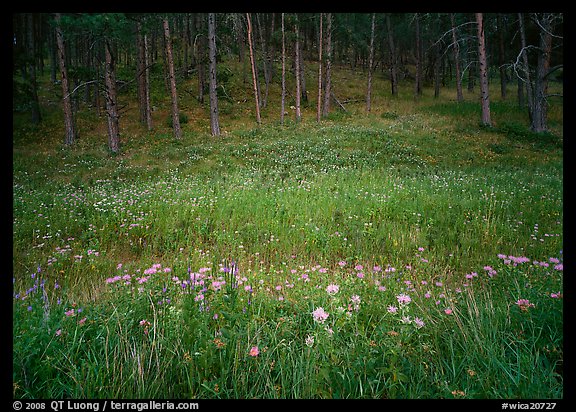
[317, 13, 323, 122]
[450, 13, 464, 102]
[531, 13, 554, 133]
[414, 13, 422, 98]
[366, 13, 375, 112]
[136, 21, 152, 129]
[163, 17, 182, 139]
[280, 13, 286, 124]
[208, 13, 221, 136]
[294, 15, 302, 123]
[143, 32, 153, 130]
[104, 40, 120, 153]
[26, 13, 42, 125]
[54, 13, 76, 146]
[476, 12, 492, 126]
[322, 13, 332, 117]
[497, 14, 507, 100]
[385, 14, 398, 96]
[256, 13, 270, 109]
[246, 13, 261, 124]
[518, 13, 534, 121]
[196, 13, 206, 104]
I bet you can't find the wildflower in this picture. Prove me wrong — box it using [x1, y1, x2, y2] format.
[312, 307, 329, 323]
[554, 263, 563, 271]
[550, 292, 562, 299]
[356, 272, 364, 279]
[326, 284, 339, 295]
[78, 317, 87, 325]
[350, 295, 361, 305]
[338, 261, 347, 267]
[414, 317, 425, 328]
[55, 329, 62, 337]
[515, 299, 535, 311]
[396, 293, 411, 305]
[305, 335, 315, 347]
[249, 346, 260, 357]
[387, 305, 398, 313]
[65, 309, 75, 317]
[354, 264, 364, 271]
[444, 308, 453, 315]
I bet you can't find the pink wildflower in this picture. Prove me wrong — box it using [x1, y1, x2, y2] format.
[249, 346, 260, 357]
[312, 307, 329, 323]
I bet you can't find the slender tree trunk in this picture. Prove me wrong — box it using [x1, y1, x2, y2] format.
[136, 22, 147, 127]
[280, 13, 286, 124]
[49, 22, 57, 84]
[476, 12, 492, 126]
[246, 13, 261, 124]
[294, 15, 302, 123]
[366, 13, 375, 112]
[163, 17, 182, 139]
[497, 14, 507, 100]
[298, 41, 307, 103]
[450, 13, 464, 102]
[414, 13, 422, 98]
[143, 32, 153, 130]
[208, 13, 221, 136]
[322, 13, 332, 117]
[532, 13, 553, 133]
[104, 40, 120, 153]
[54, 13, 76, 146]
[385, 13, 398, 96]
[317, 13, 323, 122]
[518, 13, 534, 121]
[196, 13, 206, 104]
[256, 13, 270, 109]
[26, 13, 41, 125]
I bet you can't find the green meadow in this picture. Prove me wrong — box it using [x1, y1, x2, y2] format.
[13, 58, 563, 398]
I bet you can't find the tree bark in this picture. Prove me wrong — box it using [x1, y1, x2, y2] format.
[497, 14, 507, 100]
[256, 13, 270, 109]
[136, 21, 152, 130]
[385, 13, 398, 96]
[195, 13, 206, 104]
[322, 13, 332, 117]
[294, 15, 302, 123]
[54, 13, 76, 146]
[476, 12, 492, 126]
[246, 13, 261, 124]
[531, 13, 554, 133]
[163, 17, 182, 139]
[26, 13, 42, 125]
[104, 39, 120, 153]
[414, 13, 422, 98]
[518, 13, 534, 120]
[208, 13, 221, 136]
[317, 13, 323, 122]
[450, 13, 464, 102]
[280, 13, 286, 124]
[366, 13, 375, 112]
